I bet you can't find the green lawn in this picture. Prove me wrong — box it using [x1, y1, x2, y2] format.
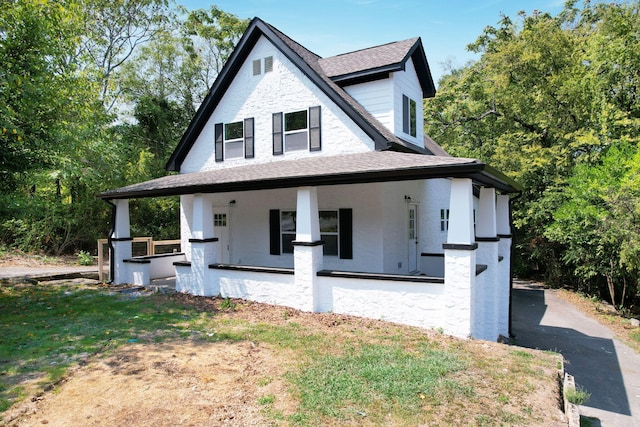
[0, 282, 563, 425]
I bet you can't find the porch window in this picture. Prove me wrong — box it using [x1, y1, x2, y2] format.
[272, 106, 321, 154]
[440, 209, 449, 231]
[215, 118, 254, 161]
[402, 94, 417, 138]
[269, 208, 351, 258]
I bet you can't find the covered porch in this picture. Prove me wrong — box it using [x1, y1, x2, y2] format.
[99, 151, 519, 341]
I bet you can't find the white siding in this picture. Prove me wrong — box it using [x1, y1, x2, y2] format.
[181, 36, 376, 173]
[392, 59, 424, 146]
[343, 78, 393, 131]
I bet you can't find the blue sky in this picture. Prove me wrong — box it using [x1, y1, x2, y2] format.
[179, 0, 567, 84]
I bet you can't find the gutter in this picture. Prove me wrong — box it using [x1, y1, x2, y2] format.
[104, 199, 117, 284]
[508, 190, 522, 339]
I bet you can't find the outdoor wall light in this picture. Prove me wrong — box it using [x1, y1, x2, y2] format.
[229, 200, 236, 206]
[404, 195, 412, 202]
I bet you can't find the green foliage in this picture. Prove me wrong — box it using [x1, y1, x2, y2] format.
[565, 385, 591, 405]
[77, 250, 93, 265]
[0, 1, 246, 255]
[425, 1, 640, 306]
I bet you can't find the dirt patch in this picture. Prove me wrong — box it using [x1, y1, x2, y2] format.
[6, 340, 295, 427]
[0, 251, 78, 269]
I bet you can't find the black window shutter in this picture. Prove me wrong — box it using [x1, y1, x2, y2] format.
[402, 95, 409, 134]
[272, 112, 283, 155]
[309, 106, 321, 151]
[269, 209, 281, 255]
[339, 208, 353, 259]
[215, 123, 224, 162]
[244, 118, 254, 159]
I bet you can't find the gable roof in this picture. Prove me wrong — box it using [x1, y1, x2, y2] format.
[165, 17, 437, 172]
[102, 151, 521, 200]
[319, 38, 436, 97]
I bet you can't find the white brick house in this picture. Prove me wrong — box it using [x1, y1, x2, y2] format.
[99, 18, 520, 341]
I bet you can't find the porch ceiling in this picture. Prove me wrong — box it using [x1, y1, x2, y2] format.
[98, 151, 521, 200]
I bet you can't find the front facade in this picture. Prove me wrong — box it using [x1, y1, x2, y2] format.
[100, 18, 520, 341]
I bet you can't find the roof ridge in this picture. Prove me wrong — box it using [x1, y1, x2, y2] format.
[323, 37, 420, 59]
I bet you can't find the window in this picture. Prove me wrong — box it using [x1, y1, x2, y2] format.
[252, 56, 273, 76]
[280, 210, 297, 254]
[264, 56, 273, 72]
[402, 94, 417, 137]
[279, 210, 339, 256]
[252, 59, 261, 76]
[214, 118, 254, 161]
[440, 209, 449, 231]
[214, 213, 227, 227]
[269, 208, 352, 258]
[224, 121, 243, 159]
[319, 210, 338, 256]
[273, 106, 321, 154]
[285, 110, 308, 151]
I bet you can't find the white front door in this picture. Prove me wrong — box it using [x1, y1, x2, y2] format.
[213, 208, 230, 264]
[408, 205, 418, 272]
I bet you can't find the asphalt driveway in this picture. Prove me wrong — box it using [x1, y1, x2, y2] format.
[512, 281, 640, 426]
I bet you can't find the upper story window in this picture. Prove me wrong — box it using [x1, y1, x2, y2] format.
[215, 118, 254, 162]
[272, 106, 321, 155]
[402, 94, 417, 138]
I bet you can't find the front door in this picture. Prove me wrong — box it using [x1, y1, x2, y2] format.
[408, 205, 418, 272]
[213, 208, 230, 264]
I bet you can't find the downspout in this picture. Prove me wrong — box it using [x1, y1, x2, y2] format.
[508, 191, 522, 339]
[104, 199, 117, 284]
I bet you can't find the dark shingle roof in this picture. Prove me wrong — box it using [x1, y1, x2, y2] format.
[100, 151, 520, 200]
[320, 38, 419, 78]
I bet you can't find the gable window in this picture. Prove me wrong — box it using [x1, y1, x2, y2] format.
[264, 56, 273, 72]
[273, 106, 321, 155]
[215, 118, 254, 162]
[402, 94, 417, 138]
[269, 208, 352, 258]
[252, 56, 273, 76]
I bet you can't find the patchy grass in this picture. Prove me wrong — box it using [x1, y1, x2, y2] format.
[1, 282, 564, 425]
[0, 283, 207, 413]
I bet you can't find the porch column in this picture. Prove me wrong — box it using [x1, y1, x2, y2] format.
[443, 178, 477, 339]
[476, 187, 499, 341]
[293, 186, 323, 312]
[111, 199, 132, 284]
[496, 194, 512, 338]
[189, 194, 218, 295]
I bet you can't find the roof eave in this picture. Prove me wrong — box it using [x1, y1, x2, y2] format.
[99, 159, 521, 201]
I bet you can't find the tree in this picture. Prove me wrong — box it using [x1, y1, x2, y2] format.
[79, 0, 171, 111]
[425, 1, 640, 306]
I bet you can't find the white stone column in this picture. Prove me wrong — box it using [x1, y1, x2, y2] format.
[443, 178, 477, 339]
[496, 194, 512, 338]
[476, 187, 499, 341]
[293, 187, 323, 312]
[189, 194, 218, 295]
[111, 199, 132, 284]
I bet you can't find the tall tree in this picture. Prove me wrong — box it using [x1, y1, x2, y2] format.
[425, 1, 640, 306]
